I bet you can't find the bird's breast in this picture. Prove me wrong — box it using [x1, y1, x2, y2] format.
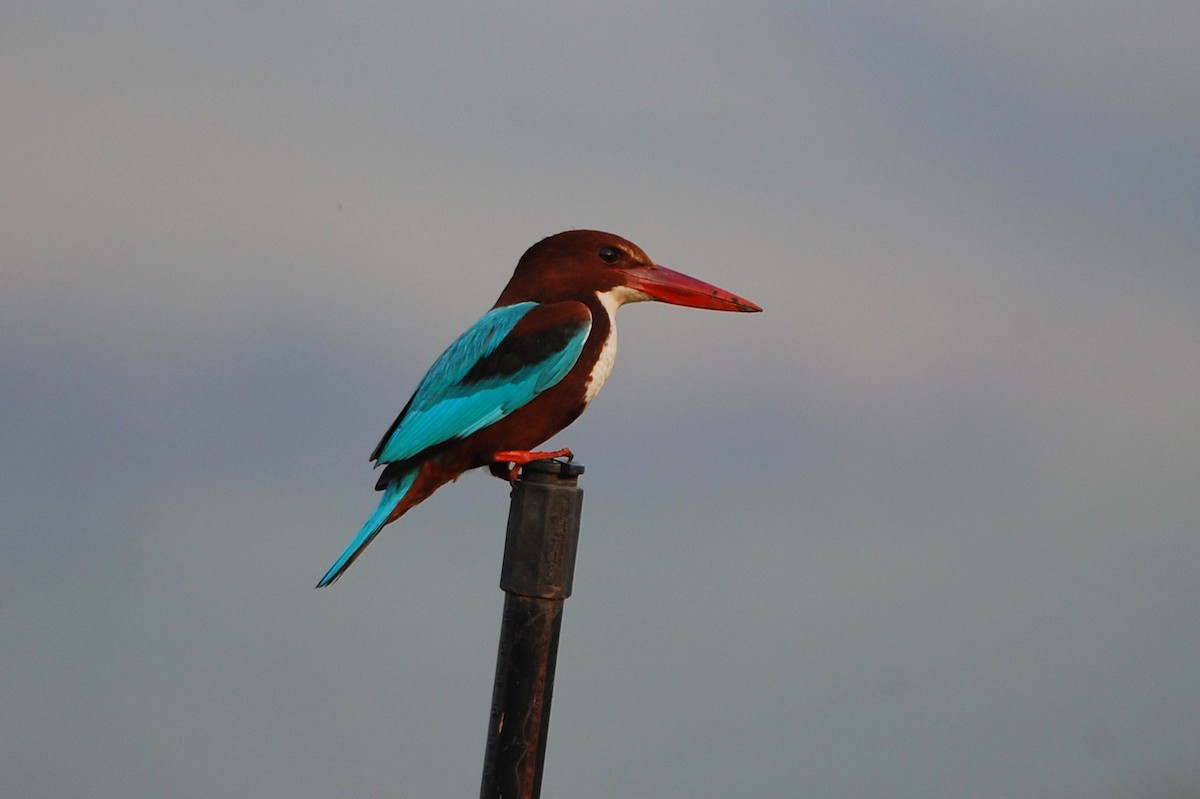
[582, 323, 617, 405]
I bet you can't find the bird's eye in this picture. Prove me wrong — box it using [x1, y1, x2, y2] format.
[597, 246, 620, 264]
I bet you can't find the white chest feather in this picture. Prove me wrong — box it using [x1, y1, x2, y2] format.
[583, 324, 617, 404]
[581, 286, 640, 405]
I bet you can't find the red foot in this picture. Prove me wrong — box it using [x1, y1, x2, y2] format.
[489, 448, 574, 484]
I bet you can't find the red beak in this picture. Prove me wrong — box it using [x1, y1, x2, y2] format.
[622, 264, 762, 313]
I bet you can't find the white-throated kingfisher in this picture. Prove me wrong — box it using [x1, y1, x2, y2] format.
[317, 230, 761, 586]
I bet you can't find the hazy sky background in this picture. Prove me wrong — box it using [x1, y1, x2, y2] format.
[3, 3, 1198, 797]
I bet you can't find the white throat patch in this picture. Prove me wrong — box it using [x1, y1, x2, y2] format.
[581, 286, 649, 404]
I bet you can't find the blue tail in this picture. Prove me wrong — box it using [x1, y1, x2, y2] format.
[316, 469, 419, 587]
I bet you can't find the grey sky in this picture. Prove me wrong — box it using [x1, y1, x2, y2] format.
[3, 3, 1198, 797]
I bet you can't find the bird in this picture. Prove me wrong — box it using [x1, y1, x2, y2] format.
[317, 229, 761, 587]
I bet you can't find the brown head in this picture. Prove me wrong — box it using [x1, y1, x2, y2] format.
[495, 230, 762, 313]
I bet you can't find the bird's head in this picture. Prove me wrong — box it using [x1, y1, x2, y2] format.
[497, 230, 762, 313]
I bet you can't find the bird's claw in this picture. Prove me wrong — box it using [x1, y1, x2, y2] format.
[489, 447, 574, 485]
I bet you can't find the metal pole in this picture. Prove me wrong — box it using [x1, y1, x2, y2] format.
[480, 458, 584, 799]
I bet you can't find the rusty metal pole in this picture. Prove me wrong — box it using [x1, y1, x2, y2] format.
[479, 458, 584, 799]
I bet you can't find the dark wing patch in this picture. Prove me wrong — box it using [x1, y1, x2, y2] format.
[463, 304, 589, 383]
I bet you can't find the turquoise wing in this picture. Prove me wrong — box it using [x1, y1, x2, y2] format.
[371, 301, 591, 465]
